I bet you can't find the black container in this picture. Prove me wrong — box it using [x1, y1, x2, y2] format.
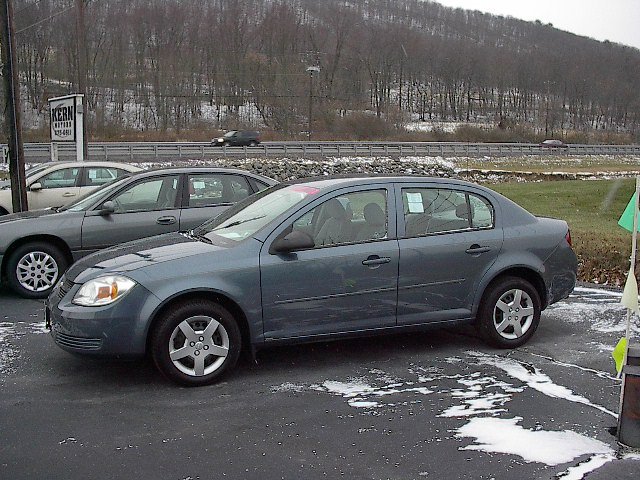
[627, 345, 640, 367]
[618, 365, 640, 448]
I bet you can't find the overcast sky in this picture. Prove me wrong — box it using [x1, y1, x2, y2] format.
[432, 0, 640, 49]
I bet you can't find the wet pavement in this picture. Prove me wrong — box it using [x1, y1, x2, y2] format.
[0, 285, 638, 479]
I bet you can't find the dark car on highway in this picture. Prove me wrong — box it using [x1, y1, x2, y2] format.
[0, 167, 276, 298]
[211, 130, 260, 147]
[47, 176, 577, 386]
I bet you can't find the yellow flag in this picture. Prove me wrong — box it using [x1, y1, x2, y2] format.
[621, 267, 639, 314]
[612, 337, 628, 375]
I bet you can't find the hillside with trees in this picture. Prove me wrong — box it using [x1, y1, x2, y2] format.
[7, 0, 640, 142]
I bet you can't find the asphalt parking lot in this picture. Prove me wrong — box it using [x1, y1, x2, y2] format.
[0, 284, 639, 479]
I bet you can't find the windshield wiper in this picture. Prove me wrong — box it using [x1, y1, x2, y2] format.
[221, 215, 266, 229]
[191, 230, 213, 244]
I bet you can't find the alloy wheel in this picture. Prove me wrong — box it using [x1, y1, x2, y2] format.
[492, 288, 535, 340]
[168, 315, 230, 377]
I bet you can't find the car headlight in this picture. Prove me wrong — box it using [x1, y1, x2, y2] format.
[72, 275, 136, 307]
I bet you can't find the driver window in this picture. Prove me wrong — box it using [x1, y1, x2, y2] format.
[110, 176, 179, 213]
[287, 189, 388, 248]
[37, 168, 80, 189]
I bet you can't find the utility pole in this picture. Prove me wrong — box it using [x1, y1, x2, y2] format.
[1, 0, 28, 212]
[306, 66, 320, 141]
[75, 0, 88, 160]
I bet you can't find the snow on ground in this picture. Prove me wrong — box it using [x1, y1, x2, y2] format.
[267, 286, 637, 480]
[0, 320, 48, 375]
[455, 417, 613, 466]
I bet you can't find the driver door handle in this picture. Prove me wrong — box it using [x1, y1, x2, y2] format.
[465, 244, 491, 255]
[156, 216, 176, 225]
[62, 192, 76, 197]
[362, 255, 391, 267]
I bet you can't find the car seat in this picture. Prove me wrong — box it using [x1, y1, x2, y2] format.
[355, 203, 386, 241]
[314, 199, 351, 246]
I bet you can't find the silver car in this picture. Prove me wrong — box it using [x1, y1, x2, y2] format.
[0, 167, 277, 298]
[0, 161, 141, 215]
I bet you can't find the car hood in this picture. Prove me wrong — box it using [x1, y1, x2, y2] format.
[0, 207, 68, 225]
[66, 232, 228, 284]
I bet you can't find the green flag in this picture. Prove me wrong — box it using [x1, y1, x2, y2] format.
[618, 193, 640, 233]
[612, 337, 628, 375]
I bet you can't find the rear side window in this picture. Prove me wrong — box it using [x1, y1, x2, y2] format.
[85, 167, 122, 186]
[402, 188, 494, 237]
[187, 174, 251, 207]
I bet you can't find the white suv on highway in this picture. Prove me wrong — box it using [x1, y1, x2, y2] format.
[0, 161, 141, 215]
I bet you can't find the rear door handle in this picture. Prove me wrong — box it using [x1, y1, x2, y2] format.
[362, 256, 391, 267]
[62, 192, 76, 197]
[156, 216, 177, 225]
[465, 244, 491, 255]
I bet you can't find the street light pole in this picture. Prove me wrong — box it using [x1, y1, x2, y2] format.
[306, 66, 320, 141]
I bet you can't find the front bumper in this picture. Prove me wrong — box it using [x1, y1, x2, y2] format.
[46, 276, 161, 358]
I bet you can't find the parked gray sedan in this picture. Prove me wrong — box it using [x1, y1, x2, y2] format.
[0, 167, 276, 298]
[47, 176, 577, 386]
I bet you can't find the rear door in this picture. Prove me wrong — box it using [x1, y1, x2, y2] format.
[396, 184, 503, 325]
[80, 174, 181, 252]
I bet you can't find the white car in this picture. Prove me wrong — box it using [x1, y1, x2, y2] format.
[0, 161, 141, 215]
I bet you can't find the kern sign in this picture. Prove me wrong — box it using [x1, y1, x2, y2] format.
[48, 94, 85, 161]
[49, 95, 78, 141]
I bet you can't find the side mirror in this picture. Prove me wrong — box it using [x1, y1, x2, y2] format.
[270, 230, 315, 254]
[29, 182, 42, 192]
[99, 200, 115, 215]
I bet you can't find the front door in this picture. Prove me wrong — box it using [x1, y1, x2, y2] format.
[80, 175, 181, 252]
[260, 187, 399, 339]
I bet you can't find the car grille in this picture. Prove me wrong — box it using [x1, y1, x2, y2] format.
[53, 331, 102, 351]
[58, 277, 75, 299]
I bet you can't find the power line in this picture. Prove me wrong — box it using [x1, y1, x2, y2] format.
[15, 5, 73, 34]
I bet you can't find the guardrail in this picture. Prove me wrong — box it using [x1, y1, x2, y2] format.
[16, 141, 640, 162]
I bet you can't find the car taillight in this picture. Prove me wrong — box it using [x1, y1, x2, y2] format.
[565, 229, 572, 247]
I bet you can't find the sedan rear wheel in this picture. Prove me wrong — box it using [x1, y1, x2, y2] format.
[151, 300, 241, 386]
[477, 276, 541, 348]
[7, 242, 68, 299]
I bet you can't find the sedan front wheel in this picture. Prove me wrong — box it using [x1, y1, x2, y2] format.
[150, 300, 241, 386]
[477, 276, 541, 348]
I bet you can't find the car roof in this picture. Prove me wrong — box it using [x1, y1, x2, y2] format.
[29, 161, 141, 171]
[283, 175, 484, 191]
[130, 166, 277, 184]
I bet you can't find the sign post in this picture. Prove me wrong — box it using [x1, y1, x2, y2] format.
[48, 94, 85, 162]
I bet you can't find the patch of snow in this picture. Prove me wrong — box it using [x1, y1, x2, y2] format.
[270, 382, 306, 393]
[468, 352, 617, 418]
[456, 417, 613, 466]
[556, 453, 617, 479]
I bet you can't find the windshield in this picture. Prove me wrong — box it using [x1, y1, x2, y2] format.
[61, 176, 130, 212]
[223, 131, 237, 138]
[1, 164, 52, 189]
[194, 184, 321, 242]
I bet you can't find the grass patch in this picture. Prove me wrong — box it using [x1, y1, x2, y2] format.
[490, 179, 636, 285]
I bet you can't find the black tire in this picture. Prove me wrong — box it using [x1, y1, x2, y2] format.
[6, 241, 68, 299]
[248, 141, 257, 147]
[476, 276, 541, 348]
[150, 300, 241, 387]
[0, 207, 9, 216]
